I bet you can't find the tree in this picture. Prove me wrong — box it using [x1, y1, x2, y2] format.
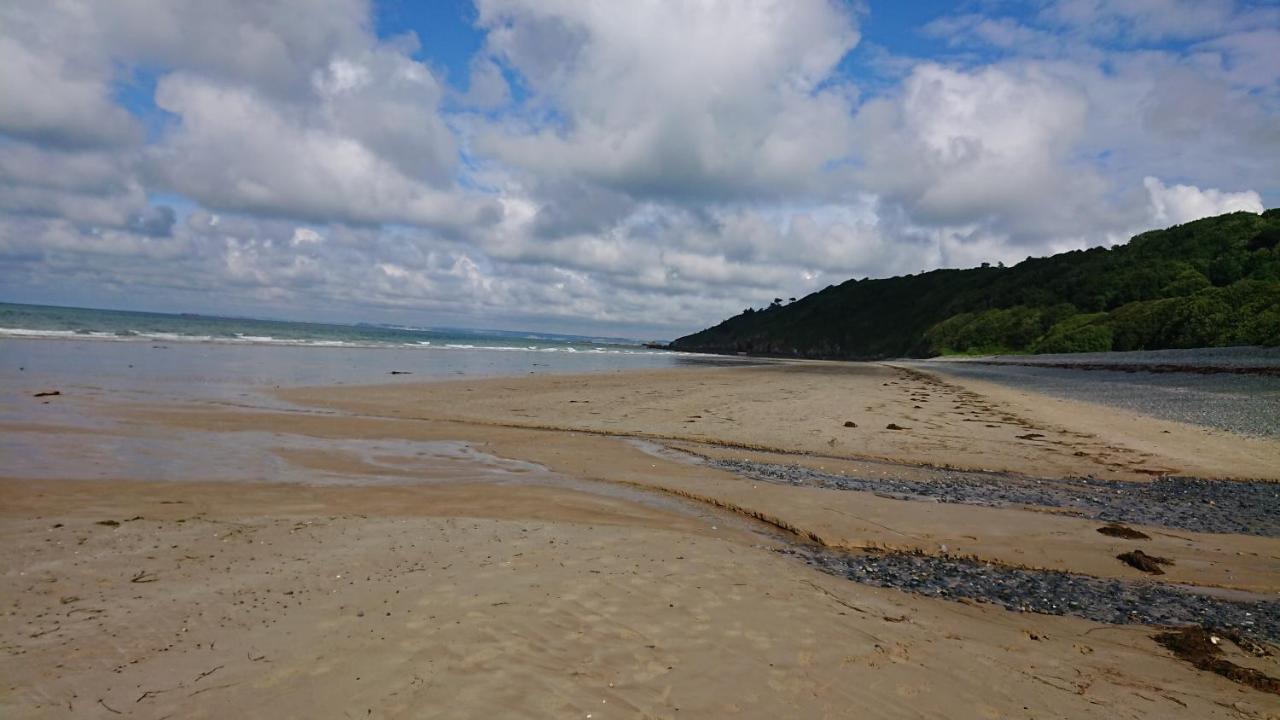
[671, 210, 1280, 359]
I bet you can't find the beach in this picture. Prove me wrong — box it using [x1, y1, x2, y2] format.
[3, 341, 1279, 718]
[6, 0, 1279, 715]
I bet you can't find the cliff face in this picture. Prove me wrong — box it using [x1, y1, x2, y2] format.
[671, 210, 1280, 359]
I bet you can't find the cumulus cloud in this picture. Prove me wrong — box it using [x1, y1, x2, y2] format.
[0, 0, 372, 148]
[1, 0, 1276, 337]
[473, 0, 862, 201]
[0, 34, 140, 149]
[1144, 177, 1264, 225]
[844, 5, 1278, 253]
[1, 0, 491, 232]
[0, 145, 147, 227]
[0, 211, 737, 335]
[134, 18, 497, 229]
[146, 69, 494, 229]
[20, 0, 371, 97]
[851, 63, 1102, 238]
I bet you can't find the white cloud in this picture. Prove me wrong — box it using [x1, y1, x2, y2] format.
[310, 50, 457, 185]
[459, 57, 511, 109]
[41, 0, 371, 97]
[291, 227, 323, 246]
[0, 34, 139, 149]
[1, 0, 1277, 337]
[0, 145, 147, 227]
[146, 67, 494, 229]
[0, 0, 373, 147]
[1, 0, 493, 231]
[1144, 176, 1263, 225]
[851, 63, 1111, 239]
[1196, 29, 1280, 87]
[1041, 0, 1271, 42]
[473, 0, 862, 201]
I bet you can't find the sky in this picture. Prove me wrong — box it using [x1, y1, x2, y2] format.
[1, 0, 1277, 339]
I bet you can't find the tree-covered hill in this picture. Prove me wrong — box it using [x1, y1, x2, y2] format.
[671, 209, 1280, 359]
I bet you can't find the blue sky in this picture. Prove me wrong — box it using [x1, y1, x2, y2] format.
[1, 0, 1276, 336]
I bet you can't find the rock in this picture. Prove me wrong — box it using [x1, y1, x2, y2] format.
[885, 423, 908, 430]
[843, 421, 857, 428]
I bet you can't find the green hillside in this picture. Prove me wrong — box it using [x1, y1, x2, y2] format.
[671, 209, 1280, 359]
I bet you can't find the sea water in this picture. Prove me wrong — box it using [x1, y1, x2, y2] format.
[0, 301, 667, 354]
[917, 349, 1280, 438]
[0, 304, 766, 544]
[0, 302, 754, 488]
[0, 301, 745, 395]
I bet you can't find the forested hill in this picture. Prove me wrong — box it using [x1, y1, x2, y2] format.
[671, 209, 1280, 359]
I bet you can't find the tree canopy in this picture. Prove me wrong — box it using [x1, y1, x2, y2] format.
[671, 209, 1280, 359]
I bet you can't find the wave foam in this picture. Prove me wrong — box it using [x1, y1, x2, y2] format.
[0, 326, 678, 356]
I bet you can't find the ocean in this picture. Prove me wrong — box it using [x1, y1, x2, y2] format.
[0, 301, 740, 389]
[0, 302, 664, 354]
[0, 302, 752, 484]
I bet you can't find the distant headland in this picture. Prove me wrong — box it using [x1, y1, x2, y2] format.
[671, 209, 1280, 360]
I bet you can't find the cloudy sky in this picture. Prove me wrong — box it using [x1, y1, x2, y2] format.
[1, 0, 1276, 338]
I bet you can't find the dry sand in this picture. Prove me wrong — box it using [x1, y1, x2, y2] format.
[3, 360, 1279, 718]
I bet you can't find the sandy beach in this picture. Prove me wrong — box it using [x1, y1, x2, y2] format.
[3, 358, 1279, 718]
[6, 0, 1278, 715]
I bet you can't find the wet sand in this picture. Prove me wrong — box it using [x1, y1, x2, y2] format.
[3, 359, 1280, 717]
[276, 361, 1280, 481]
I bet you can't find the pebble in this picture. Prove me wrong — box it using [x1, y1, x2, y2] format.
[711, 459, 1280, 537]
[786, 547, 1280, 643]
[710, 456, 1280, 641]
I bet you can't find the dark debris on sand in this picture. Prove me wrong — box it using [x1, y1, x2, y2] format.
[1154, 627, 1280, 695]
[709, 458, 1280, 537]
[1097, 524, 1150, 540]
[1117, 549, 1173, 574]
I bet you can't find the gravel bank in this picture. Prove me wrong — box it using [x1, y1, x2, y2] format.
[709, 458, 1280, 537]
[789, 547, 1280, 642]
